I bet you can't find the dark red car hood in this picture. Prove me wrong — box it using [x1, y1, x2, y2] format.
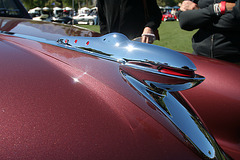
[0, 17, 239, 159]
[0, 17, 101, 39]
[181, 53, 240, 159]
[0, 18, 202, 159]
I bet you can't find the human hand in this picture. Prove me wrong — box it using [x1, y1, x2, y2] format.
[214, 2, 235, 15]
[223, 2, 235, 11]
[141, 27, 155, 44]
[180, 0, 199, 11]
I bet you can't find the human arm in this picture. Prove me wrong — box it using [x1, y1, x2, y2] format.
[142, 0, 162, 43]
[144, 0, 162, 31]
[180, 0, 199, 11]
[232, 0, 240, 19]
[178, 1, 217, 31]
[96, 0, 108, 34]
[141, 27, 155, 44]
[225, 2, 236, 11]
[178, 0, 238, 31]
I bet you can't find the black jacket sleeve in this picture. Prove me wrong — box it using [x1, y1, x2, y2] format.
[233, 0, 240, 19]
[96, 0, 107, 34]
[178, 5, 216, 31]
[145, 0, 162, 31]
[178, 0, 240, 31]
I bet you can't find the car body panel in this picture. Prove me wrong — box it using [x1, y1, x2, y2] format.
[0, 15, 239, 159]
[0, 17, 100, 40]
[0, 30, 204, 159]
[181, 53, 240, 160]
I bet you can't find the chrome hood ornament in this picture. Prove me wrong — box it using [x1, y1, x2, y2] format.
[58, 33, 229, 159]
[57, 33, 204, 92]
[58, 33, 196, 70]
[1, 26, 229, 159]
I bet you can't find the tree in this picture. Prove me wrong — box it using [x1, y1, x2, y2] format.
[21, 0, 46, 9]
[157, 0, 166, 6]
[22, 0, 177, 11]
[157, 0, 182, 7]
[21, 0, 33, 9]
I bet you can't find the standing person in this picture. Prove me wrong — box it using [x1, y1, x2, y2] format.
[96, 0, 162, 44]
[178, 0, 240, 63]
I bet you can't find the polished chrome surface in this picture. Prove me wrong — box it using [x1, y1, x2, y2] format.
[1, 31, 228, 159]
[144, 77, 202, 92]
[56, 33, 227, 159]
[57, 33, 197, 71]
[121, 70, 228, 159]
[57, 33, 227, 158]
[57, 33, 205, 91]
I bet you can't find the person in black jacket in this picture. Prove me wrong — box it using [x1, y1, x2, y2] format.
[96, 0, 162, 44]
[233, 0, 240, 18]
[178, 0, 240, 63]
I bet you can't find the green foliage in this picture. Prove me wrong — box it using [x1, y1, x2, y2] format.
[153, 21, 196, 53]
[22, 0, 183, 10]
[157, 0, 182, 7]
[77, 25, 100, 33]
[21, 0, 46, 9]
[21, 0, 89, 9]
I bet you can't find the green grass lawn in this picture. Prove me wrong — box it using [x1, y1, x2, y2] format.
[154, 21, 196, 53]
[77, 21, 197, 53]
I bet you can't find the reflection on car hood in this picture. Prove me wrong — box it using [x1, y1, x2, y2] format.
[0, 17, 231, 159]
[0, 17, 101, 41]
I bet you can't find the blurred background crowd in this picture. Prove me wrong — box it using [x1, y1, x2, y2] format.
[22, 0, 180, 25]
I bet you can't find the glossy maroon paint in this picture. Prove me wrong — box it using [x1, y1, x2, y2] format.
[182, 53, 240, 160]
[1, 17, 239, 159]
[0, 19, 202, 159]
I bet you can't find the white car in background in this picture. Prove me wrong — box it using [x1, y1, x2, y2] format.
[73, 7, 97, 25]
[73, 13, 96, 25]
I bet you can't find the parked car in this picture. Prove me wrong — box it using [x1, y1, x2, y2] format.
[0, 0, 240, 159]
[73, 8, 97, 25]
[73, 13, 96, 25]
[51, 16, 78, 25]
[162, 12, 178, 21]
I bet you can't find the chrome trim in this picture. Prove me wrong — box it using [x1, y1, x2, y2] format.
[57, 33, 205, 91]
[0, 31, 229, 159]
[2, 32, 204, 92]
[121, 70, 229, 159]
[122, 63, 204, 91]
[57, 33, 197, 71]
[144, 78, 203, 92]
